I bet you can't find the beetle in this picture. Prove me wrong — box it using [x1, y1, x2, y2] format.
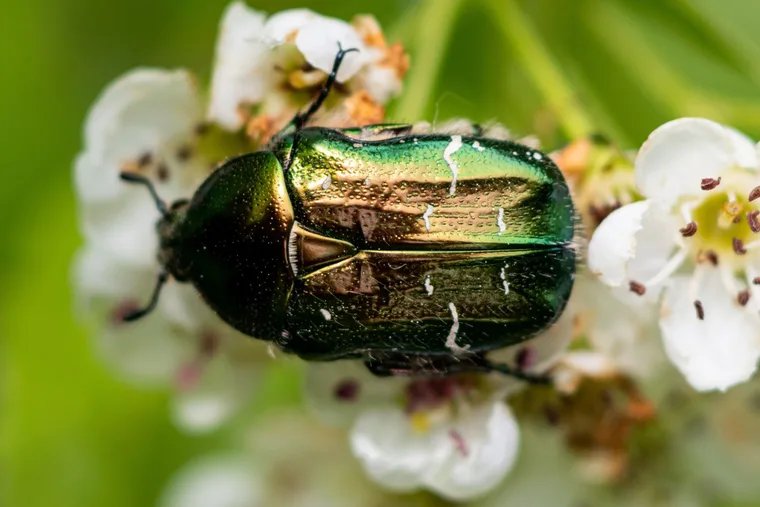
[120, 45, 576, 381]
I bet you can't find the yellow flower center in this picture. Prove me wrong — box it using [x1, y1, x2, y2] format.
[690, 191, 758, 260]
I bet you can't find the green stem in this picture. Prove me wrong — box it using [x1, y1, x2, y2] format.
[393, 0, 462, 121]
[489, 0, 594, 140]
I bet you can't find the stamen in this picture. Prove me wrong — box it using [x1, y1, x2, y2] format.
[157, 163, 169, 182]
[449, 429, 469, 457]
[694, 300, 705, 320]
[680, 201, 697, 224]
[738, 290, 751, 306]
[137, 152, 153, 167]
[696, 249, 719, 266]
[734, 216, 742, 224]
[679, 221, 698, 237]
[641, 248, 689, 288]
[748, 210, 760, 233]
[701, 177, 721, 190]
[733, 238, 747, 255]
[754, 277, 760, 285]
[334, 379, 359, 401]
[750, 186, 760, 202]
[194, 122, 210, 136]
[629, 281, 646, 296]
[176, 145, 192, 161]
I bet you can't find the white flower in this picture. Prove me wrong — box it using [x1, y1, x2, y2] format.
[304, 315, 573, 501]
[159, 411, 432, 507]
[73, 68, 267, 433]
[572, 272, 665, 379]
[588, 118, 760, 392]
[208, 2, 407, 135]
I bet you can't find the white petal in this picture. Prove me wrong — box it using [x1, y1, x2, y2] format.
[660, 270, 760, 391]
[350, 407, 450, 492]
[263, 9, 319, 43]
[75, 68, 204, 266]
[423, 402, 520, 501]
[352, 65, 403, 103]
[207, 1, 269, 130]
[74, 248, 189, 385]
[635, 118, 754, 206]
[160, 454, 261, 507]
[588, 200, 679, 291]
[304, 360, 406, 426]
[171, 353, 258, 433]
[76, 68, 202, 204]
[295, 18, 366, 82]
[574, 274, 664, 377]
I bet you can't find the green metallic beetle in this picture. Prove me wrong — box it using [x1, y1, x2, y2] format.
[121, 46, 576, 380]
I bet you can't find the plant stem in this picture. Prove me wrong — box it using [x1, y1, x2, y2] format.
[392, 0, 462, 121]
[489, 0, 594, 140]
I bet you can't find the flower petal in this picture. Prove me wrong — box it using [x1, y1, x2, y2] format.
[263, 9, 319, 43]
[635, 118, 755, 207]
[171, 353, 258, 433]
[207, 1, 269, 130]
[160, 454, 261, 507]
[350, 407, 450, 492]
[660, 270, 760, 391]
[295, 18, 366, 82]
[574, 274, 664, 377]
[588, 200, 679, 291]
[304, 360, 406, 427]
[423, 402, 520, 501]
[73, 247, 189, 385]
[75, 68, 204, 266]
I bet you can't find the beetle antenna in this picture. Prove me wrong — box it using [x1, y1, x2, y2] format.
[119, 172, 168, 216]
[121, 271, 169, 322]
[292, 42, 359, 129]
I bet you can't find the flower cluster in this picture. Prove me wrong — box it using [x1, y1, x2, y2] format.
[73, 1, 760, 504]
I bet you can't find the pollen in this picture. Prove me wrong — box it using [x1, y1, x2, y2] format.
[409, 411, 431, 434]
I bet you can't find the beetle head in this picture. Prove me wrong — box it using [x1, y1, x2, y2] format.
[117, 172, 190, 322]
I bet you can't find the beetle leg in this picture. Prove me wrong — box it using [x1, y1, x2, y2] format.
[364, 352, 551, 385]
[291, 43, 360, 130]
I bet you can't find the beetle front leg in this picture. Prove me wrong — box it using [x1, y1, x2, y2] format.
[364, 352, 551, 385]
[291, 43, 360, 130]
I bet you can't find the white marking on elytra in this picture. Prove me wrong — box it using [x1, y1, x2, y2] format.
[353, 142, 363, 148]
[321, 174, 332, 190]
[424, 275, 434, 295]
[472, 141, 485, 152]
[288, 225, 299, 276]
[500, 266, 510, 295]
[422, 204, 435, 231]
[413, 138, 419, 145]
[497, 207, 506, 235]
[446, 302, 470, 353]
[532, 152, 543, 161]
[364, 178, 371, 186]
[443, 135, 463, 195]
[320, 309, 332, 321]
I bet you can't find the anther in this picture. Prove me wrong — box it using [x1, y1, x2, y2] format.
[701, 177, 721, 190]
[157, 164, 169, 182]
[176, 145, 192, 161]
[738, 290, 751, 307]
[694, 300, 705, 320]
[750, 186, 760, 202]
[754, 277, 760, 285]
[629, 281, 647, 296]
[194, 122, 210, 136]
[679, 221, 698, 237]
[334, 379, 359, 401]
[748, 210, 760, 233]
[137, 152, 153, 167]
[697, 249, 719, 266]
[733, 238, 747, 255]
[734, 216, 742, 224]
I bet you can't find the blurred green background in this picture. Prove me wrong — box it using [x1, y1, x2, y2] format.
[2, 0, 760, 505]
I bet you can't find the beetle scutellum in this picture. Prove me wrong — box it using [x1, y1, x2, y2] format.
[119, 45, 577, 381]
